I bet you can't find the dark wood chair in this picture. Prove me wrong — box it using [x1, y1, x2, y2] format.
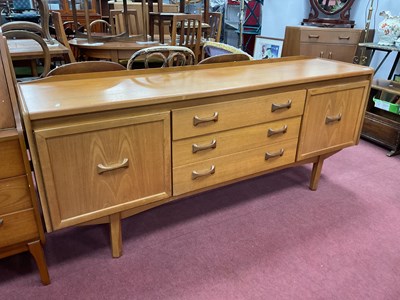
[46, 61, 126, 76]
[126, 45, 195, 69]
[198, 53, 252, 65]
[170, 14, 202, 63]
[207, 12, 222, 42]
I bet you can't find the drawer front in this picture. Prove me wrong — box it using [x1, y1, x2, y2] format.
[173, 139, 298, 195]
[173, 116, 301, 167]
[35, 112, 171, 229]
[172, 90, 306, 140]
[0, 209, 38, 248]
[300, 29, 360, 44]
[0, 176, 32, 215]
[0, 139, 25, 180]
[297, 81, 370, 160]
[300, 44, 357, 62]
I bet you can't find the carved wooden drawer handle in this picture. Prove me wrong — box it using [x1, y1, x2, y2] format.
[338, 36, 350, 40]
[267, 125, 288, 137]
[192, 139, 217, 153]
[320, 51, 324, 58]
[265, 149, 284, 160]
[193, 112, 219, 126]
[192, 165, 215, 179]
[97, 158, 129, 174]
[325, 113, 342, 124]
[0, 218, 3, 226]
[271, 99, 292, 112]
[308, 34, 320, 39]
[328, 52, 332, 59]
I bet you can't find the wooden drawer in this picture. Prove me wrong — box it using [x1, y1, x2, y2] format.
[0, 138, 25, 180]
[300, 29, 360, 44]
[172, 90, 306, 140]
[173, 138, 298, 195]
[0, 209, 38, 248]
[35, 112, 171, 230]
[173, 116, 301, 167]
[299, 44, 357, 63]
[297, 81, 370, 160]
[0, 176, 32, 215]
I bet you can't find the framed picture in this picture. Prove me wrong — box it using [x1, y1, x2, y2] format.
[253, 36, 284, 60]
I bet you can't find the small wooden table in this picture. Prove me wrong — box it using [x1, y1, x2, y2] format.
[68, 38, 168, 62]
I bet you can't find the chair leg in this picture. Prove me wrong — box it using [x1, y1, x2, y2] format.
[149, 15, 155, 41]
[159, 19, 164, 44]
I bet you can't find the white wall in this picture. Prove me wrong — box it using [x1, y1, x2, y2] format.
[260, 0, 400, 78]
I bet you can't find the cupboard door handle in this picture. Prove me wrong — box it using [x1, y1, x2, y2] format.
[328, 52, 332, 59]
[192, 139, 217, 153]
[319, 51, 324, 58]
[338, 36, 350, 40]
[193, 112, 218, 126]
[97, 158, 129, 174]
[192, 165, 215, 179]
[0, 218, 3, 226]
[325, 113, 342, 124]
[271, 99, 292, 112]
[265, 149, 284, 160]
[308, 34, 319, 39]
[267, 125, 288, 137]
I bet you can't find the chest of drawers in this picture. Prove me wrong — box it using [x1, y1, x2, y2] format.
[17, 58, 373, 259]
[282, 26, 363, 63]
[0, 35, 49, 285]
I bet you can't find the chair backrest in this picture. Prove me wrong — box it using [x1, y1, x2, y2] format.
[51, 11, 76, 63]
[148, 0, 185, 14]
[1, 20, 44, 35]
[207, 12, 222, 42]
[126, 45, 195, 69]
[3, 29, 51, 77]
[201, 41, 253, 60]
[12, 0, 33, 11]
[89, 19, 112, 34]
[46, 61, 126, 76]
[198, 53, 252, 65]
[170, 14, 202, 63]
[109, 9, 140, 35]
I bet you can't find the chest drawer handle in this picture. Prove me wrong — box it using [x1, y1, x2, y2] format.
[271, 99, 292, 112]
[265, 149, 284, 160]
[193, 112, 219, 126]
[308, 34, 319, 39]
[97, 158, 129, 174]
[192, 139, 217, 153]
[338, 36, 350, 40]
[0, 218, 3, 226]
[267, 125, 288, 137]
[325, 113, 342, 124]
[192, 165, 215, 180]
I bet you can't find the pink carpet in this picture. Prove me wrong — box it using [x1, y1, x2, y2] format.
[1, 140, 400, 299]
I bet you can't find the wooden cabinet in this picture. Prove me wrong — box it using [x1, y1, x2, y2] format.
[17, 57, 373, 259]
[0, 35, 49, 285]
[282, 26, 363, 63]
[49, 0, 101, 27]
[361, 79, 400, 156]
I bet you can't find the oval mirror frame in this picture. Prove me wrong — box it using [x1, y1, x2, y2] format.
[304, 0, 355, 27]
[314, 0, 355, 16]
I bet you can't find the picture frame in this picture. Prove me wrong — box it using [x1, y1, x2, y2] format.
[253, 36, 284, 60]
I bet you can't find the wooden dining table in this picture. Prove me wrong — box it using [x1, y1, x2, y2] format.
[68, 38, 169, 62]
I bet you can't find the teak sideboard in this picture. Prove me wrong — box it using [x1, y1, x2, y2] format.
[17, 58, 373, 257]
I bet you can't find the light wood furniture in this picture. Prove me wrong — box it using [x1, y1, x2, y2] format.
[109, 9, 140, 35]
[47, 61, 126, 76]
[17, 57, 373, 258]
[51, 11, 77, 63]
[171, 14, 202, 64]
[282, 26, 363, 63]
[0, 35, 50, 285]
[198, 53, 251, 64]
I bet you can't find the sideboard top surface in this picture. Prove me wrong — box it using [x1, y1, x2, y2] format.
[18, 58, 373, 120]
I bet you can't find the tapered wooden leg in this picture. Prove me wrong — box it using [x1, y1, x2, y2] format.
[109, 213, 122, 258]
[28, 240, 50, 285]
[310, 156, 324, 191]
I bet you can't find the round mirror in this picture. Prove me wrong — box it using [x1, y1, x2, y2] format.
[303, 0, 355, 27]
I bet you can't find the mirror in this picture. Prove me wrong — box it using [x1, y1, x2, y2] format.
[303, 0, 355, 27]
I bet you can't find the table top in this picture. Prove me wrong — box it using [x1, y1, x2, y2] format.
[18, 57, 373, 121]
[68, 38, 169, 51]
[7, 39, 70, 60]
[359, 42, 400, 52]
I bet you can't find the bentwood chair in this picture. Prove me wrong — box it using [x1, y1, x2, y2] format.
[198, 53, 252, 65]
[170, 14, 202, 63]
[46, 61, 126, 76]
[3, 29, 51, 78]
[201, 41, 253, 60]
[126, 45, 195, 69]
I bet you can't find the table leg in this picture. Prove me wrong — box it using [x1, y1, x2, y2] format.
[309, 155, 324, 191]
[109, 213, 122, 258]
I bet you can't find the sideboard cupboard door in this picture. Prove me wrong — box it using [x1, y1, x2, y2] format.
[297, 81, 370, 160]
[34, 112, 171, 230]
